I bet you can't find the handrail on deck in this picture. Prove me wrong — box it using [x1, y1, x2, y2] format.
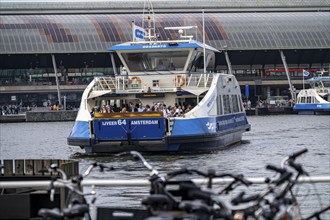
[93, 112, 164, 119]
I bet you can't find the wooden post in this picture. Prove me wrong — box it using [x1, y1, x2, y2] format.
[33, 160, 44, 176]
[25, 160, 34, 175]
[15, 160, 24, 176]
[3, 160, 13, 176]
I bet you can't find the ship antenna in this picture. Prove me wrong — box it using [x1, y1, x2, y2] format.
[202, 9, 206, 74]
[142, 0, 156, 41]
[202, 8, 208, 88]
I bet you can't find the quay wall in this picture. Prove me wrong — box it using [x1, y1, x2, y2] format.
[0, 108, 295, 123]
[0, 110, 78, 123]
[245, 107, 295, 116]
[0, 159, 79, 220]
[25, 110, 78, 122]
[0, 114, 26, 123]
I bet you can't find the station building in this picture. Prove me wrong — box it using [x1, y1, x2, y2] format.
[0, 0, 329, 107]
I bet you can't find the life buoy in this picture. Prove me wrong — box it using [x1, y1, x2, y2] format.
[129, 76, 142, 85]
[174, 75, 185, 87]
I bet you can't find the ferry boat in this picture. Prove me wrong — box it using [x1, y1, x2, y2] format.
[67, 9, 250, 153]
[294, 70, 330, 115]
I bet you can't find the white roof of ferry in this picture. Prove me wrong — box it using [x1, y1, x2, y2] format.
[108, 40, 220, 53]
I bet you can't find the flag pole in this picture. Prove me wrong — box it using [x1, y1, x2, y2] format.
[303, 69, 305, 90]
[202, 9, 206, 74]
[132, 21, 135, 42]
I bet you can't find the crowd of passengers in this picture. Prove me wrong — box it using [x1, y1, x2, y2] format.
[91, 102, 193, 117]
[0, 104, 20, 115]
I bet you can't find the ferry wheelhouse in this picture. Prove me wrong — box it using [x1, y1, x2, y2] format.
[67, 23, 250, 153]
[294, 71, 330, 115]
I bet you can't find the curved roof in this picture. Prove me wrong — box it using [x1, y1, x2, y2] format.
[0, 12, 329, 54]
[1, 0, 328, 12]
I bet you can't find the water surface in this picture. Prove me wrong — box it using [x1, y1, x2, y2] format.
[0, 115, 329, 218]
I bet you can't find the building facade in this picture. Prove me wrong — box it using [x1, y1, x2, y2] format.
[1, 0, 329, 107]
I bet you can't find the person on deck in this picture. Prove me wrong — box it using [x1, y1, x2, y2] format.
[156, 60, 166, 70]
[138, 103, 145, 112]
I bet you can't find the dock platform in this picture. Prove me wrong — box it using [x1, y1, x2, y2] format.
[0, 159, 78, 220]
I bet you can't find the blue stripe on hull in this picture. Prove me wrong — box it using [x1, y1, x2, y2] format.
[89, 127, 247, 153]
[171, 113, 248, 136]
[294, 103, 330, 115]
[88, 115, 250, 153]
[167, 128, 246, 152]
[67, 120, 91, 146]
[68, 113, 250, 153]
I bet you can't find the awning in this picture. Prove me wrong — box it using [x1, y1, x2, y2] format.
[88, 90, 112, 99]
[182, 87, 209, 96]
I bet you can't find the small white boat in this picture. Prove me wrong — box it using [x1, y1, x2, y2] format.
[294, 70, 330, 115]
[67, 8, 250, 153]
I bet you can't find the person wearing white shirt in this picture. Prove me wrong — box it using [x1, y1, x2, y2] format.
[138, 103, 145, 112]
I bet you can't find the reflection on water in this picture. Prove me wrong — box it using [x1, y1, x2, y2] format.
[0, 115, 329, 218]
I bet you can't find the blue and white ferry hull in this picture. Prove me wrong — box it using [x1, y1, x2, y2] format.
[293, 103, 330, 115]
[68, 114, 250, 153]
[68, 73, 250, 153]
[294, 80, 330, 115]
[67, 32, 251, 153]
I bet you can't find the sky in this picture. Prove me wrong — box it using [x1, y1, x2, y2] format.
[2, 0, 149, 2]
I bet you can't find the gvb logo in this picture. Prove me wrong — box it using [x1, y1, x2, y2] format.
[206, 122, 216, 131]
[135, 29, 145, 40]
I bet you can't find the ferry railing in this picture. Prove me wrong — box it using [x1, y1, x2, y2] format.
[115, 75, 126, 91]
[111, 71, 217, 91]
[1, 175, 329, 188]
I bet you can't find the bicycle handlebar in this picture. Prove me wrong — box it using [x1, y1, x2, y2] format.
[288, 160, 309, 176]
[130, 151, 156, 174]
[45, 162, 110, 202]
[288, 148, 308, 160]
[273, 172, 293, 186]
[231, 191, 260, 205]
[166, 168, 251, 186]
[266, 164, 287, 174]
[48, 164, 68, 180]
[82, 162, 113, 178]
[281, 148, 308, 168]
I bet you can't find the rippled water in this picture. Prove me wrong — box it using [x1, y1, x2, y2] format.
[1, 115, 329, 218]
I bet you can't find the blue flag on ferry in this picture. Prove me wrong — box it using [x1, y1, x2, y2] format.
[303, 69, 310, 77]
[132, 23, 146, 42]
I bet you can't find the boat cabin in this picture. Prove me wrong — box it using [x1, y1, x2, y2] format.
[111, 40, 216, 74]
[83, 40, 222, 114]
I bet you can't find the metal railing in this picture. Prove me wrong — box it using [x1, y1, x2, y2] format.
[1, 176, 329, 189]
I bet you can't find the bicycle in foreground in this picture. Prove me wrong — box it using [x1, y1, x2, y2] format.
[38, 162, 112, 220]
[126, 149, 329, 220]
[36, 149, 329, 220]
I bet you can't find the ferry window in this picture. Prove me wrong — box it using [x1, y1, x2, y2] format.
[301, 97, 306, 103]
[189, 52, 213, 71]
[307, 97, 311, 103]
[152, 80, 159, 87]
[237, 95, 243, 112]
[323, 82, 330, 88]
[217, 95, 223, 115]
[232, 95, 239, 113]
[188, 51, 202, 71]
[314, 97, 320, 103]
[223, 95, 231, 114]
[121, 51, 189, 72]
